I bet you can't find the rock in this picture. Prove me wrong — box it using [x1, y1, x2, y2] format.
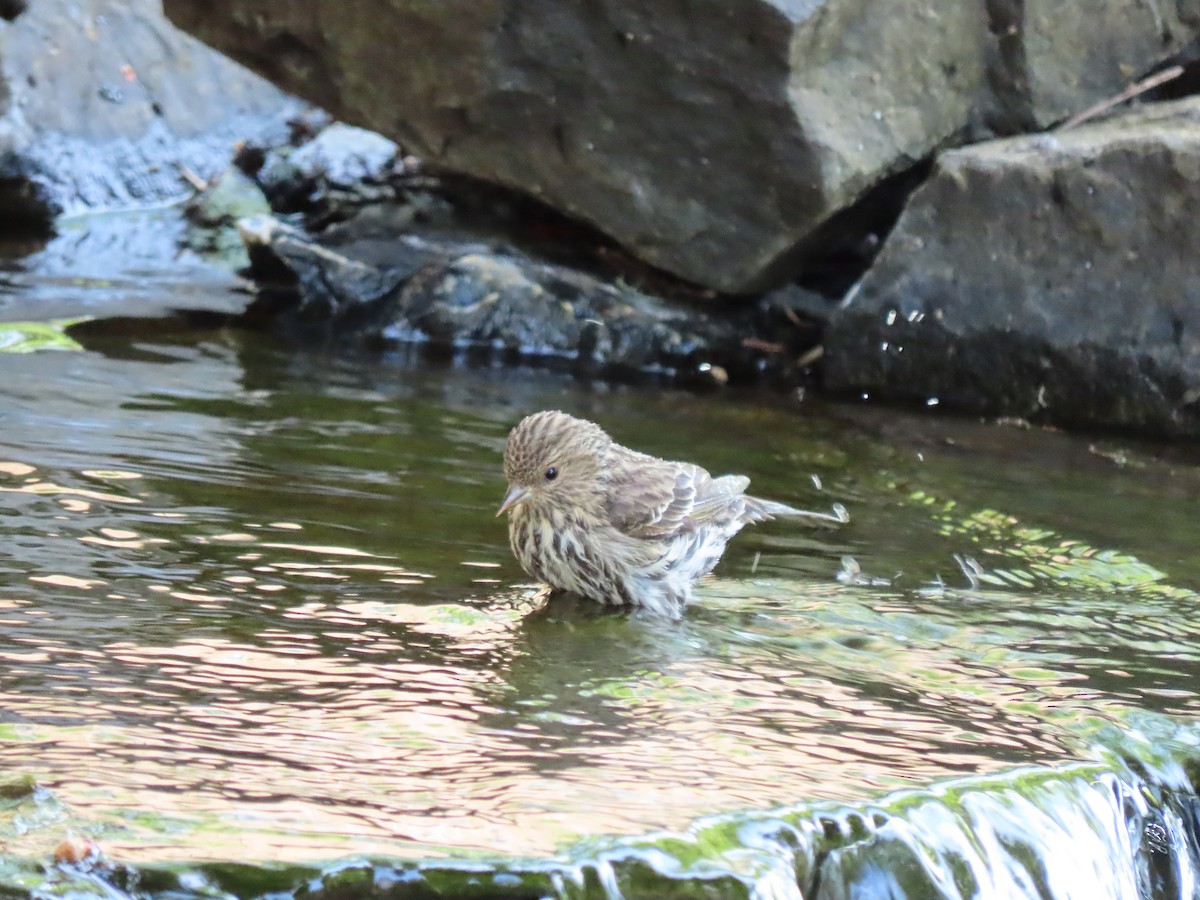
[258, 122, 404, 212]
[278, 123, 400, 190]
[237, 211, 815, 384]
[183, 166, 271, 266]
[185, 168, 270, 229]
[160, 0, 978, 292]
[3, 205, 252, 323]
[165, 1, 1200, 293]
[53, 835, 102, 866]
[978, 0, 1200, 134]
[823, 97, 1200, 436]
[0, 0, 303, 223]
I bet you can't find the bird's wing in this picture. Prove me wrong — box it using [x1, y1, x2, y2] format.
[691, 474, 751, 523]
[605, 453, 744, 539]
[604, 452, 694, 539]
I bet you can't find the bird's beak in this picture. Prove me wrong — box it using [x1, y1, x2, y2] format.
[497, 484, 532, 516]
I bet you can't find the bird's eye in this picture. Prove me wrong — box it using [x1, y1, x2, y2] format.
[544, 467, 558, 481]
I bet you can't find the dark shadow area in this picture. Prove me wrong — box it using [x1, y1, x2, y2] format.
[791, 159, 934, 301]
[1147, 39, 1200, 101]
[0, 180, 55, 238]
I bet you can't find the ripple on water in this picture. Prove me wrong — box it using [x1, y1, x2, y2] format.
[1, 340, 1200, 863]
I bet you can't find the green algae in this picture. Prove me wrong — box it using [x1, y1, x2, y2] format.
[0, 319, 87, 353]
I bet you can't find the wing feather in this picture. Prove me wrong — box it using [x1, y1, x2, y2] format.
[604, 450, 745, 539]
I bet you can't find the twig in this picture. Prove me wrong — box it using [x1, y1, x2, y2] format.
[178, 164, 208, 192]
[796, 345, 824, 368]
[741, 337, 785, 353]
[1056, 65, 1184, 132]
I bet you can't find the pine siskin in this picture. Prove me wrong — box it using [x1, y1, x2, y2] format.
[498, 410, 847, 617]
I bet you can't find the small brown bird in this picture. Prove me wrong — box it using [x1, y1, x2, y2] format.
[498, 410, 847, 617]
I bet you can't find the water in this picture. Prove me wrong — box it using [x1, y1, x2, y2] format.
[2, 276, 1200, 894]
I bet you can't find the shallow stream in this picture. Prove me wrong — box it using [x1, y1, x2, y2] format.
[2, 246, 1200, 897]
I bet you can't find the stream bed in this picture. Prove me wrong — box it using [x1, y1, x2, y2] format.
[2, 242, 1200, 898]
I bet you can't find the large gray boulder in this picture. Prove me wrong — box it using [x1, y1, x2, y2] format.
[979, 0, 1200, 133]
[0, 0, 302, 221]
[824, 96, 1200, 436]
[164, 1, 1200, 293]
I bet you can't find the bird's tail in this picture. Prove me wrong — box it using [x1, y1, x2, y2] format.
[744, 496, 849, 524]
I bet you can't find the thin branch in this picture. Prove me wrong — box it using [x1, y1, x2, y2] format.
[177, 163, 209, 192]
[1056, 65, 1184, 132]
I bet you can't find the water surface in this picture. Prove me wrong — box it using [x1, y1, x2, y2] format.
[1, 309, 1199, 865]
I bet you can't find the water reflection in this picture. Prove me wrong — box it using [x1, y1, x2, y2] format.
[0, 577, 1079, 862]
[1, 330, 1199, 864]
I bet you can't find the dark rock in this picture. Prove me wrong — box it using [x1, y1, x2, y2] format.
[237, 212, 816, 385]
[0, 0, 303, 224]
[166, 0, 1200, 293]
[824, 97, 1200, 436]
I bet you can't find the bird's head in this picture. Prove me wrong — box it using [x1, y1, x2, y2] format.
[498, 410, 611, 517]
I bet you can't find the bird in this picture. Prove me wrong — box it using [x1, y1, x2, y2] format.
[497, 410, 847, 618]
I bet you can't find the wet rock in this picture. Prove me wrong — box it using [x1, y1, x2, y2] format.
[53, 835, 102, 866]
[814, 835, 949, 900]
[0, 774, 37, 799]
[824, 97, 1200, 437]
[166, 1, 1200, 293]
[258, 122, 405, 213]
[183, 167, 270, 267]
[3, 206, 251, 323]
[0, 0, 303, 225]
[237, 212, 811, 384]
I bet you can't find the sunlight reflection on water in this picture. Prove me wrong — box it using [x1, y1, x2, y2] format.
[1, 335, 1199, 862]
